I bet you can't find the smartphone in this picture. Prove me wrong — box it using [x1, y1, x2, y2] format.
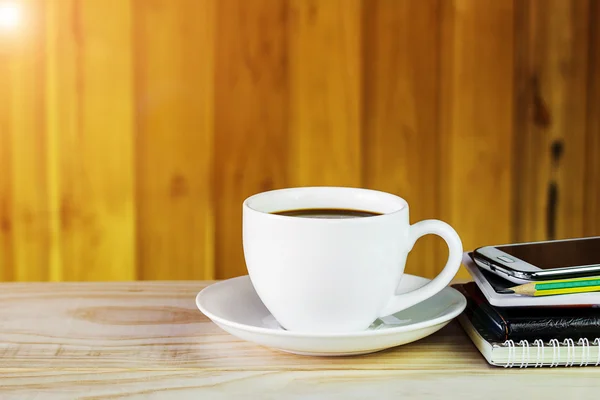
[472, 236, 600, 283]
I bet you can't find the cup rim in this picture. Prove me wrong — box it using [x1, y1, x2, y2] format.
[242, 186, 408, 222]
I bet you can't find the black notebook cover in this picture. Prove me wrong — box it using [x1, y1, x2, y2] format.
[453, 282, 600, 341]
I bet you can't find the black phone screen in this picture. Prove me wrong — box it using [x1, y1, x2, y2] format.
[498, 237, 600, 269]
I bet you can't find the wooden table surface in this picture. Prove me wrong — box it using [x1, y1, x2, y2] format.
[1, 281, 600, 399]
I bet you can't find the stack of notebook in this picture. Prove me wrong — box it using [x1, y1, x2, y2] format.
[455, 253, 600, 368]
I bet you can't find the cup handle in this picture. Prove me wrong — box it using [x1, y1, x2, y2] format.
[377, 219, 463, 318]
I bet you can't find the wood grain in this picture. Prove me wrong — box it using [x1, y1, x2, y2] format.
[585, 0, 600, 237]
[0, 281, 476, 370]
[214, 0, 289, 279]
[2, 369, 600, 400]
[550, 0, 590, 240]
[513, 0, 592, 242]
[47, 0, 136, 280]
[0, 280, 600, 398]
[288, 0, 362, 187]
[0, 0, 599, 282]
[6, 0, 50, 282]
[439, 0, 514, 261]
[133, 0, 215, 280]
[0, 26, 13, 282]
[362, 0, 443, 278]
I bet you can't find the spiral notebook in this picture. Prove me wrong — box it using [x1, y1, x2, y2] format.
[458, 313, 600, 367]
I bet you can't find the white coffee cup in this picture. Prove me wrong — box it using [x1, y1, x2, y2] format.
[242, 186, 463, 334]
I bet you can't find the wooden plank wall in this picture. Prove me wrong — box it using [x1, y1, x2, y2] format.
[514, 0, 593, 243]
[0, 0, 598, 282]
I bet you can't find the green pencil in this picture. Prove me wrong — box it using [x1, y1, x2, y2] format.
[499, 276, 600, 297]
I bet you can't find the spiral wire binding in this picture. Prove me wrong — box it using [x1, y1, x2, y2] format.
[518, 340, 529, 368]
[533, 339, 544, 368]
[549, 339, 560, 367]
[501, 337, 600, 367]
[563, 338, 575, 367]
[578, 338, 590, 367]
[504, 339, 515, 368]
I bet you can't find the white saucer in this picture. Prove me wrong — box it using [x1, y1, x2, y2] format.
[196, 274, 466, 356]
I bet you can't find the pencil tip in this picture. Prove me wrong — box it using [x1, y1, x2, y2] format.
[498, 289, 515, 294]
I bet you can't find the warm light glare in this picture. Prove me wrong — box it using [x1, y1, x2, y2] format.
[0, 2, 21, 30]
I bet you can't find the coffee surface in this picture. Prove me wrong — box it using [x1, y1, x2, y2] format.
[272, 208, 381, 219]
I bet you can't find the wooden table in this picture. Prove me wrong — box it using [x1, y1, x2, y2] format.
[1, 281, 600, 399]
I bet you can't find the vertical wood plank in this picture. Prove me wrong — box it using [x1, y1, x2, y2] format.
[439, 0, 514, 263]
[47, 0, 136, 280]
[512, 0, 537, 242]
[513, 0, 591, 242]
[552, 0, 590, 240]
[6, 0, 51, 281]
[585, 0, 600, 237]
[0, 32, 14, 281]
[214, 0, 289, 279]
[133, 0, 215, 280]
[288, 0, 362, 187]
[44, 0, 61, 281]
[362, 0, 443, 278]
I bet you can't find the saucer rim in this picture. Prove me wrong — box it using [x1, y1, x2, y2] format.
[196, 274, 466, 338]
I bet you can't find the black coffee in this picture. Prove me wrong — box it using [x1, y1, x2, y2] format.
[272, 208, 382, 219]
